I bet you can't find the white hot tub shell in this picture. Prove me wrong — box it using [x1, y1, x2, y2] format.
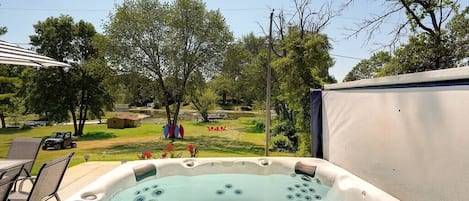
[66, 157, 399, 201]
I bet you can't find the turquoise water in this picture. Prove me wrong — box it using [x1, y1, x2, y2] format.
[110, 173, 337, 201]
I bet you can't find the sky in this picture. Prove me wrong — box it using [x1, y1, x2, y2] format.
[0, 0, 457, 82]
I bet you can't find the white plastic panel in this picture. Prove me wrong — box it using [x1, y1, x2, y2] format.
[322, 85, 469, 201]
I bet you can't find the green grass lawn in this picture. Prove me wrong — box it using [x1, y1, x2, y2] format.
[0, 117, 295, 174]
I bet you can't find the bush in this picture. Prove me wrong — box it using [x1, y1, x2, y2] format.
[269, 121, 298, 152]
[272, 121, 296, 136]
[249, 119, 265, 131]
[255, 122, 265, 130]
[270, 134, 294, 152]
[296, 132, 312, 157]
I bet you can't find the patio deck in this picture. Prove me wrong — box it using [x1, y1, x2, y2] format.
[59, 161, 121, 199]
[14, 162, 120, 200]
[17, 161, 120, 200]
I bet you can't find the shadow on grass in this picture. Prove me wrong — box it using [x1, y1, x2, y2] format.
[238, 126, 264, 134]
[80, 132, 117, 141]
[181, 135, 264, 155]
[235, 122, 264, 134]
[193, 121, 223, 126]
[0, 127, 31, 135]
[111, 141, 167, 151]
[236, 118, 265, 134]
[91, 135, 264, 156]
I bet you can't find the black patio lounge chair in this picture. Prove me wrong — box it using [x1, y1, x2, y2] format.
[8, 152, 74, 201]
[0, 164, 23, 201]
[5, 138, 42, 192]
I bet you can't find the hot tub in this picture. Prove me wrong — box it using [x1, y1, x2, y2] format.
[66, 157, 399, 201]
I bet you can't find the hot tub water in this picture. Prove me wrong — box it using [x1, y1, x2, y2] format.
[111, 173, 337, 201]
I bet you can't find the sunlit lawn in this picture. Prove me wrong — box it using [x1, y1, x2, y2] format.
[0, 117, 294, 174]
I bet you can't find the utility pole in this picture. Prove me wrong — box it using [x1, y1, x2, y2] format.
[265, 10, 274, 156]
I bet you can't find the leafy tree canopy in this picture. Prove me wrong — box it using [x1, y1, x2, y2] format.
[273, 28, 334, 111]
[0, 65, 23, 128]
[105, 0, 232, 125]
[0, 27, 7, 36]
[27, 16, 113, 135]
[344, 51, 391, 81]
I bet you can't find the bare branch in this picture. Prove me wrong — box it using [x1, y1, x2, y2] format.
[340, 0, 354, 10]
[369, 24, 408, 53]
[345, 3, 404, 44]
[293, 0, 307, 37]
[289, 0, 337, 35]
[256, 21, 268, 36]
[272, 9, 287, 57]
[309, 1, 335, 33]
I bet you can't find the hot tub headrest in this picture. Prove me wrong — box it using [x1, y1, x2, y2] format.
[133, 163, 157, 182]
[295, 161, 317, 177]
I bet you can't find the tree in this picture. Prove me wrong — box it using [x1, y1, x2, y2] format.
[211, 33, 271, 108]
[346, 0, 465, 73]
[377, 7, 468, 76]
[105, 0, 232, 126]
[446, 7, 469, 67]
[272, 0, 335, 58]
[118, 72, 157, 107]
[212, 42, 251, 105]
[267, 0, 337, 154]
[0, 27, 6, 36]
[187, 72, 215, 122]
[77, 59, 114, 128]
[240, 34, 271, 106]
[378, 34, 456, 75]
[273, 28, 335, 133]
[343, 51, 391, 81]
[30, 16, 75, 62]
[22, 68, 70, 123]
[0, 66, 22, 128]
[28, 15, 113, 135]
[0, 28, 10, 128]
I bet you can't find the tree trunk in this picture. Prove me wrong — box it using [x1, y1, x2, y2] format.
[0, 113, 5, 128]
[173, 102, 181, 127]
[78, 104, 88, 136]
[155, 77, 171, 125]
[76, 88, 87, 136]
[61, 69, 78, 135]
[191, 99, 209, 122]
[201, 112, 209, 122]
[434, 35, 442, 69]
[222, 93, 227, 105]
[70, 106, 78, 135]
[164, 104, 171, 125]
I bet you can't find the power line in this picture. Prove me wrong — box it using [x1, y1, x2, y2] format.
[0, 7, 274, 12]
[0, 7, 111, 12]
[9, 42, 365, 61]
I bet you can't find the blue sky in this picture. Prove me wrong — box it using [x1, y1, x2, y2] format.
[1, 0, 460, 81]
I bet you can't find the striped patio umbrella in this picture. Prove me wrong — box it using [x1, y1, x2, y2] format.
[0, 40, 70, 67]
